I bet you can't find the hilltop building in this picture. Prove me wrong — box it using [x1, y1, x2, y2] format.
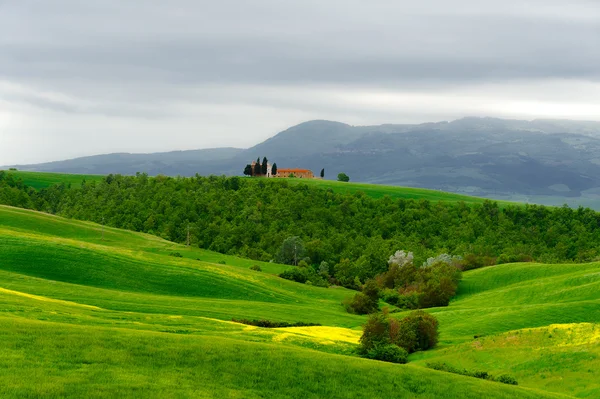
[274, 168, 314, 178]
[246, 159, 315, 179]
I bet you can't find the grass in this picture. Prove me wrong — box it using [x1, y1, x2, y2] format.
[279, 177, 520, 206]
[0, 204, 568, 398]
[5, 170, 104, 189]
[408, 261, 600, 398]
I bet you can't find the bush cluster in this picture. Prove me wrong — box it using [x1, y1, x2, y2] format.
[279, 262, 329, 287]
[427, 362, 518, 385]
[343, 279, 380, 314]
[231, 319, 321, 328]
[359, 310, 439, 363]
[249, 265, 262, 271]
[373, 251, 462, 310]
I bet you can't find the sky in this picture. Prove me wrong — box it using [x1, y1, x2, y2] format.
[1, 0, 599, 165]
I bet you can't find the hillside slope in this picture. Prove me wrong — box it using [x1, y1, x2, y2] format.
[410, 261, 600, 397]
[0, 205, 568, 398]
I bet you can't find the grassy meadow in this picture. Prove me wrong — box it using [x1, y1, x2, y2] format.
[6, 170, 104, 189]
[0, 204, 580, 398]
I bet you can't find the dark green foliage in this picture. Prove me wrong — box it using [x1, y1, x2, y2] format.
[345, 279, 381, 314]
[272, 163, 278, 176]
[262, 157, 268, 176]
[320, 168, 325, 178]
[359, 310, 438, 361]
[169, 252, 183, 258]
[359, 312, 391, 353]
[250, 265, 262, 272]
[362, 279, 380, 303]
[427, 362, 518, 385]
[395, 310, 439, 353]
[373, 255, 462, 310]
[337, 172, 350, 182]
[343, 292, 378, 315]
[279, 268, 309, 284]
[417, 262, 462, 308]
[279, 265, 329, 287]
[381, 290, 420, 310]
[5, 172, 600, 291]
[496, 375, 519, 385]
[231, 319, 321, 328]
[365, 343, 408, 364]
[243, 164, 253, 176]
[254, 158, 261, 176]
[496, 253, 534, 265]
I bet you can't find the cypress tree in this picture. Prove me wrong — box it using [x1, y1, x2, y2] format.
[254, 158, 262, 176]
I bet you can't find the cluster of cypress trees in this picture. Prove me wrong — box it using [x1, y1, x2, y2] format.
[243, 157, 277, 177]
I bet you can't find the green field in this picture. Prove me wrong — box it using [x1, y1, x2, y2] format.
[6, 170, 104, 189]
[411, 261, 600, 397]
[0, 204, 581, 398]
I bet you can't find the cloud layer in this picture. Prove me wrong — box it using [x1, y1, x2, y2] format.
[1, 0, 599, 164]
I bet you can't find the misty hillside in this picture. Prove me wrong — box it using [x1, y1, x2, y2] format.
[9, 117, 600, 204]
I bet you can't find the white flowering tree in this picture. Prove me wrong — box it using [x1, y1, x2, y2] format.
[388, 250, 414, 268]
[422, 253, 463, 268]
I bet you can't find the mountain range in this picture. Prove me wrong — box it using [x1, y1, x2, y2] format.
[8, 116, 600, 206]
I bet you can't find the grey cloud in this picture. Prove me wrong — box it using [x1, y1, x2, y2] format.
[0, 0, 599, 165]
[1, 0, 599, 87]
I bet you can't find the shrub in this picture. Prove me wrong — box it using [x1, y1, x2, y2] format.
[218, 260, 226, 264]
[496, 253, 534, 265]
[359, 312, 390, 353]
[343, 292, 378, 315]
[382, 289, 421, 309]
[462, 254, 496, 271]
[496, 374, 518, 385]
[362, 279, 380, 303]
[426, 362, 518, 385]
[232, 319, 321, 328]
[359, 310, 439, 362]
[249, 265, 262, 272]
[280, 268, 309, 283]
[337, 172, 350, 182]
[169, 252, 183, 258]
[365, 343, 408, 364]
[280, 266, 329, 287]
[394, 310, 439, 353]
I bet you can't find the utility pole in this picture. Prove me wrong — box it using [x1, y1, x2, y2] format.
[186, 224, 190, 247]
[294, 242, 297, 266]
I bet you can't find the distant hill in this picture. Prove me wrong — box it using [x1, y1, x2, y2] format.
[9, 117, 600, 204]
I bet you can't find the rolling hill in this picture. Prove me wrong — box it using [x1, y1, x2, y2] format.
[0, 204, 598, 397]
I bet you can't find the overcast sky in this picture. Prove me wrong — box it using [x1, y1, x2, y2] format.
[1, 0, 599, 164]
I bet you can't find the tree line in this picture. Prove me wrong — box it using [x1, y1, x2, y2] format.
[2, 171, 600, 290]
